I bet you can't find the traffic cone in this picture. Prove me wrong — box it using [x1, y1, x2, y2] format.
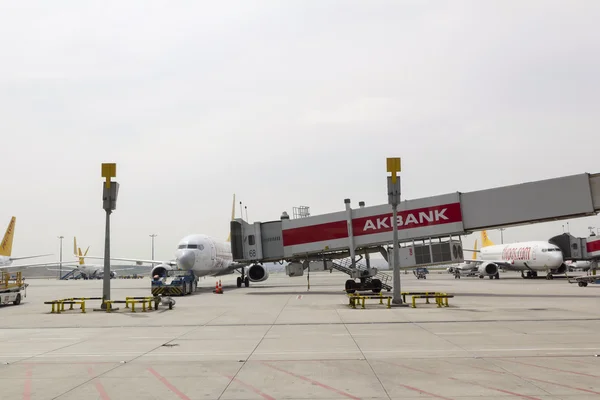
[219, 280, 223, 293]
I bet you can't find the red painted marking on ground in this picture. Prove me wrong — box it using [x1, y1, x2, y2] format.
[502, 359, 600, 378]
[87, 367, 110, 400]
[445, 359, 600, 395]
[448, 377, 542, 400]
[23, 364, 33, 400]
[383, 361, 542, 400]
[262, 362, 360, 400]
[526, 376, 600, 395]
[148, 367, 191, 400]
[222, 374, 276, 400]
[321, 361, 453, 400]
[297, 295, 303, 299]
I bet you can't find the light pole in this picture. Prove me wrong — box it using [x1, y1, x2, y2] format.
[387, 157, 403, 305]
[100, 163, 119, 310]
[149, 234, 157, 260]
[499, 228, 505, 244]
[57, 235, 64, 279]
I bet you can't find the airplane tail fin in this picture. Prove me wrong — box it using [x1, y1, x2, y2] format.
[481, 230, 495, 247]
[472, 239, 478, 260]
[0, 217, 16, 257]
[227, 193, 235, 242]
[74, 237, 88, 265]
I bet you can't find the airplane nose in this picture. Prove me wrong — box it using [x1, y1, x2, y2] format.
[177, 250, 195, 270]
[554, 252, 564, 265]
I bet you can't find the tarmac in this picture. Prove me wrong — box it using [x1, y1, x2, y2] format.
[1, 270, 600, 400]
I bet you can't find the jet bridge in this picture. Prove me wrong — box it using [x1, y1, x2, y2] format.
[230, 172, 600, 288]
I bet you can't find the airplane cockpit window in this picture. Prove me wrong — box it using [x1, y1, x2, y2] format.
[178, 244, 201, 249]
[542, 249, 547, 252]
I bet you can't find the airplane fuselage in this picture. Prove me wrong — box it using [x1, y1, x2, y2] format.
[0, 256, 12, 267]
[174, 234, 236, 277]
[480, 241, 564, 271]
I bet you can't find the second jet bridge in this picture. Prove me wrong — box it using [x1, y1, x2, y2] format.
[230, 173, 600, 272]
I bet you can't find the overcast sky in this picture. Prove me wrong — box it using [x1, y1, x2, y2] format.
[2, 0, 599, 264]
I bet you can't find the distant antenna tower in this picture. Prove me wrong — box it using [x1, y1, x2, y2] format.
[293, 206, 311, 219]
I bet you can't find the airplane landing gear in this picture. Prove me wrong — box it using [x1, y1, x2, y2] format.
[237, 275, 250, 288]
[546, 272, 554, 280]
[522, 271, 538, 279]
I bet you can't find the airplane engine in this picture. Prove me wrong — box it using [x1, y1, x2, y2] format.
[247, 264, 269, 282]
[552, 263, 568, 275]
[285, 262, 304, 277]
[110, 271, 117, 279]
[477, 262, 498, 277]
[151, 263, 173, 278]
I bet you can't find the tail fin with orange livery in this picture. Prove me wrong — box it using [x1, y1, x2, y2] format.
[226, 194, 235, 242]
[472, 239, 478, 260]
[73, 237, 90, 265]
[481, 230, 495, 247]
[0, 217, 16, 257]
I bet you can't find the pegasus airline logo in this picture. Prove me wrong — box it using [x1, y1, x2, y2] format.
[1, 218, 15, 252]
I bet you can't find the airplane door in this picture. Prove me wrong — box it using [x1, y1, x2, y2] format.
[532, 246, 536, 261]
[210, 242, 216, 261]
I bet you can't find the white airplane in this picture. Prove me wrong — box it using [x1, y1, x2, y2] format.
[447, 239, 480, 278]
[84, 195, 265, 289]
[449, 230, 566, 280]
[565, 260, 593, 272]
[45, 237, 135, 279]
[0, 216, 58, 270]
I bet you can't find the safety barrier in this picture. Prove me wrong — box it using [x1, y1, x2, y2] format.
[43, 297, 101, 314]
[347, 292, 392, 309]
[406, 292, 454, 308]
[125, 296, 159, 312]
[44, 296, 174, 313]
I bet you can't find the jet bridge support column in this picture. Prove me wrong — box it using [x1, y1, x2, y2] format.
[344, 199, 356, 269]
[387, 158, 403, 305]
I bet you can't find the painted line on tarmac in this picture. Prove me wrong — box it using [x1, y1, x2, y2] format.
[23, 364, 33, 400]
[147, 367, 191, 400]
[1, 346, 599, 359]
[262, 361, 361, 400]
[88, 367, 111, 400]
[500, 358, 600, 378]
[321, 360, 454, 400]
[384, 361, 543, 400]
[222, 374, 276, 400]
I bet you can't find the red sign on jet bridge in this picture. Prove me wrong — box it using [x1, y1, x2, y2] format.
[586, 236, 600, 257]
[282, 202, 463, 247]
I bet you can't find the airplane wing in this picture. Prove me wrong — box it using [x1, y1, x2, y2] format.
[82, 255, 176, 266]
[9, 254, 53, 261]
[217, 261, 250, 275]
[111, 267, 138, 272]
[0, 261, 79, 270]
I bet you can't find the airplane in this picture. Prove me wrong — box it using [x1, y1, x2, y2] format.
[565, 260, 594, 272]
[0, 216, 59, 270]
[447, 239, 480, 278]
[45, 237, 136, 279]
[448, 230, 566, 280]
[83, 194, 265, 289]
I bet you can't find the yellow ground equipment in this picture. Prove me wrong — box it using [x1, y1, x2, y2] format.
[347, 292, 392, 309]
[1, 271, 28, 306]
